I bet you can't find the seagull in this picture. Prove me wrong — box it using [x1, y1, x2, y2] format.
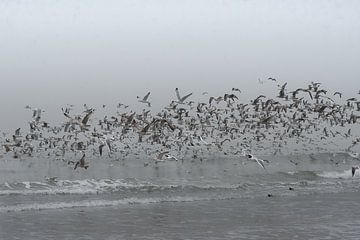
[232, 88, 241, 93]
[268, 77, 277, 82]
[352, 166, 359, 177]
[137, 92, 151, 107]
[278, 82, 288, 99]
[63, 108, 94, 131]
[347, 152, 359, 158]
[164, 154, 178, 161]
[241, 149, 269, 169]
[32, 108, 43, 122]
[152, 150, 179, 162]
[333, 92, 342, 98]
[99, 143, 105, 156]
[175, 88, 193, 104]
[198, 136, 212, 146]
[81, 109, 94, 125]
[153, 150, 169, 163]
[74, 152, 89, 170]
[78, 109, 95, 131]
[14, 128, 21, 136]
[224, 93, 238, 102]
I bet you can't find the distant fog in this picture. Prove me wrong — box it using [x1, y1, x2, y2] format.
[0, 0, 359, 131]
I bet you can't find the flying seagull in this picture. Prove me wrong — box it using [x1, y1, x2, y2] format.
[175, 88, 193, 104]
[241, 149, 269, 169]
[137, 92, 151, 107]
[74, 152, 89, 170]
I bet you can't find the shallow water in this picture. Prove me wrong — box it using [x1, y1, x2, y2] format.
[1, 153, 360, 239]
[1, 192, 360, 240]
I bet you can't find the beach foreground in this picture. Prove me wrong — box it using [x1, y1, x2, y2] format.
[1, 191, 360, 240]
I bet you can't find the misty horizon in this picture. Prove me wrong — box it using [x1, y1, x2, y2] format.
[1, 0, 359, 130]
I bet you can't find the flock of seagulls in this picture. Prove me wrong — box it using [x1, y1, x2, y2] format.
[1, 81, 360, 176]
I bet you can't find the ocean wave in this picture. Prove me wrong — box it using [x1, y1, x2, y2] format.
[0, 168, 356, 198]
[281, 171, 321, 179]
[0, 178, 251, 196]
[279, 169, 355, 180]
[316, 170, 354, 179]
[0, 178, 149, 196]
[0, 196, 235, 213]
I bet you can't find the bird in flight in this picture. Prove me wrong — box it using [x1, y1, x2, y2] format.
[175, 88, 193, 104]
[137, 92, 151, 107]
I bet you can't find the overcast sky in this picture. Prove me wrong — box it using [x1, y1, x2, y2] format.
[0, 0, 359, 131]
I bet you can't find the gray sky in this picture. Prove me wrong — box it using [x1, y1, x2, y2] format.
[0, 0, 359, 131]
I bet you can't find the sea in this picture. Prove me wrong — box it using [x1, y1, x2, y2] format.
[1, 152, 360, 240]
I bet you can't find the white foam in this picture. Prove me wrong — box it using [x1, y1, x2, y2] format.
[0, 178, 154, 196]
[3, 182, 13, 189]
[0, 178, 245, 196]
[317, 170, 353, 179]
[0, 196, 230, 213]
[23, 181, 31, 189]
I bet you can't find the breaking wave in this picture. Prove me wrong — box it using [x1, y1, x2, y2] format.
[0, 195, 237, 213]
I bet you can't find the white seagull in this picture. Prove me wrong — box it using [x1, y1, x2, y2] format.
[164, 153, 178, 161]
[198, 136, 212, 146]
[241, 149, 269, 169]
[151, 150, 170, 164]
[152, 151, 178, 162]
[175, 88, 193, 104]
[137, 92, 151, 107]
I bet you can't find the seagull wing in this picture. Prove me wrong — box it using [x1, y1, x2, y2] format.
[306, 90, 313, 99]
[199, 136, 209, 145]
[281, 83, 287, 94]
[15, 128, 21, 136]
[74, 161, 79, 170]
[82, 110, 94, 125]
[209, 97, 214, 105]
[262, 159, 270, 163]
[141, 119, 157, 133]
[175, 88, 181, 101]
[63, 112, 72, 119]
[352, 167, 356, 177]
[158, 151, 169, 160]
[254, 157, 266, 169]
[143, 92, 151, 101]
[180, 92, 193, 102]
[99, 144, 105, 156]
[165, 154, 178, 161]
[80, 153, 86, 166]
[106, 139, 112, 152]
